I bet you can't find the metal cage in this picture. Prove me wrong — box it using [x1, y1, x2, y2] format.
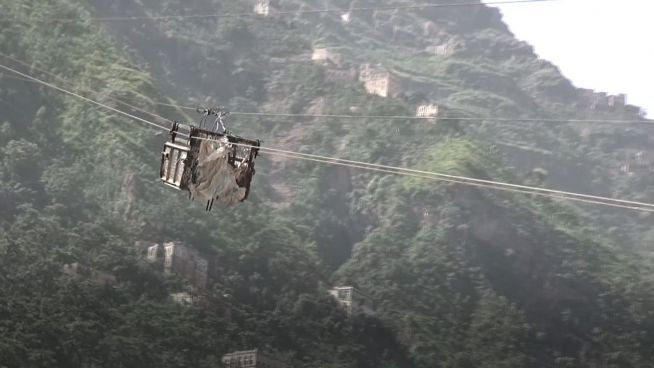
[160, 121, 261, 209]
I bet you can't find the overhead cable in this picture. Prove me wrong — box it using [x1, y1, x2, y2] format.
[3, 53, 649, 127]
[152, 101, 652, 125]
[0, 0, 558, 23]
[3, 62, 653, 213]
[229, 112, 652, 125]
[0, 63, 170, 132]
[260, 150, 654, 213]
[0, 53, 175, 126]
[0, 72, 35, 83]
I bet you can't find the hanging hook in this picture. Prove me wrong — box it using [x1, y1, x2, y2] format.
[213, 107, 230, 134]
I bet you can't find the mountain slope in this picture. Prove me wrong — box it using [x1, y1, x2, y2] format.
[1, 0, 653, 367]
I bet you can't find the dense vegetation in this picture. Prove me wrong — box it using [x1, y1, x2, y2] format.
[1, 0, 653, 367]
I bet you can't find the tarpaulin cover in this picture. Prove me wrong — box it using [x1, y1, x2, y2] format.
[189, 138, 247, 206]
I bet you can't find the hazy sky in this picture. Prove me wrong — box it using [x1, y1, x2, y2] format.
[486, 0, 653, 115]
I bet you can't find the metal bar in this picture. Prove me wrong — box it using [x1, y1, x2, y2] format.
[165, 141, 191, 151]
[172, 150, 182, 185]
[166, 149, 177, 183]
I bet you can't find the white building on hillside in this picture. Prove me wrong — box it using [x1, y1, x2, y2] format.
[359, 64, 400, 98]
[416, 103, 440, 118]
[329, 286, 375, 316]
[254, 0, 272, 16]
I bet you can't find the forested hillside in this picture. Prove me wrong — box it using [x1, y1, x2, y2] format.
[1, 0, 653, 367]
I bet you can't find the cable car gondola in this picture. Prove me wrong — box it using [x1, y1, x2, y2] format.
[160, 107, 261, 210]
